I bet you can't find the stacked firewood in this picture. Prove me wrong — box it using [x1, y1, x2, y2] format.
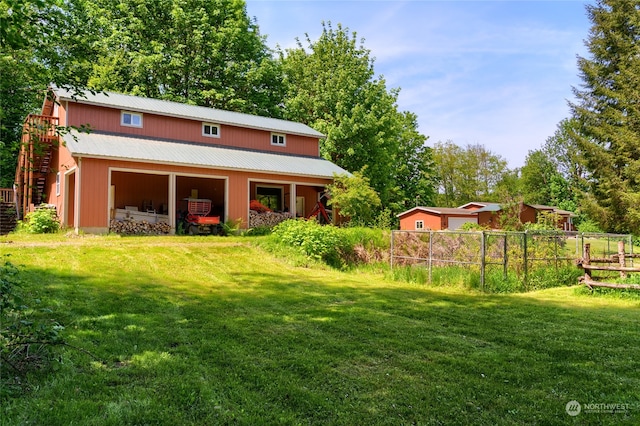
[249, 210, 293, 228]
[109, 219, 171, 235]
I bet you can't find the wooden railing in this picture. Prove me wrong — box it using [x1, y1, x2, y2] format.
[577, 242, 640, 290]
[15, 114, 59, 219]
[0, 188, 13, 203]
[26, 114, 59, 141]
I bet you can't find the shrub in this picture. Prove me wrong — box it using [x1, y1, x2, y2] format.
[459, 222, 488, 231]
[576, 218, 603, 233]
[272, 219, 345, 267]
[1, 257, 64, 396]
[22, 205, 60, 234]
[326, 171, 381, 226]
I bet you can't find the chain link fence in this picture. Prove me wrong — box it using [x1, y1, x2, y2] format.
[390, 230, 633, 292]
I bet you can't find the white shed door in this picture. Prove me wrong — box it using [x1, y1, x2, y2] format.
[447, 217, 477, 230]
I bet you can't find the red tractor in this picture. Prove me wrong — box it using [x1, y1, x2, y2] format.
[184, 198, 221, 235]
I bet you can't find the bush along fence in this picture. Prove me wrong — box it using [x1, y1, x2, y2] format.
[577, 241, 640, 290]
[390, 230, 633, 292]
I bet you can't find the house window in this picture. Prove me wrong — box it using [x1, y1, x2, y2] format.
[271, 133, 286, 146]
[202, 123, 220, 138]
[415, 220, 424, 230]
[256, 186, 283, 211]
[121, 111, 142, 127]
[56, 172, 61, 196]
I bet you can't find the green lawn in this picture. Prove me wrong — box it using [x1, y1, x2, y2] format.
[1, 234, 639, 425]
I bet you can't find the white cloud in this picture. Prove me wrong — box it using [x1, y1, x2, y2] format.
[246, 0, 592, 167]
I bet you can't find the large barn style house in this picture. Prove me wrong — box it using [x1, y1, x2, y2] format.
[15, 87, 347, 234]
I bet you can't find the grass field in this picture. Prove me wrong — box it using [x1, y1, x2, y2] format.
[1, 233, 639, 425]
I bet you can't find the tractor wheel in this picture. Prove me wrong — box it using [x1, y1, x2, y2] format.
[188, 224, 199, 235]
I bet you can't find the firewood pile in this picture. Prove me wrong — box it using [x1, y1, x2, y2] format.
[249, 210, 293, 228]
[109, 218, 171, 235]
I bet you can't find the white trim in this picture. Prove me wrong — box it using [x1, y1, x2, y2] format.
[271, 133, 286, 147]
[108, 166, 229, 232]
[290, 183, 296, 218]
[63, 167, 77, 228]
[415, 220, 424, 230]
[247, 177, 324, 222]
[121, 111, 143, 128]
[55, 172, 61, 196]
[67, 153, 338, 179]
[75, 158, 82, 232]
[202, 122, 220, 138]
[169, 174, 176, 234]
[255, 184, 284, 211]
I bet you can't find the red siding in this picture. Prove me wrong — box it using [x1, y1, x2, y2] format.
[65, 103, 320, 157]
[399, 211, 443, 231]
[74, 156, 332, 230]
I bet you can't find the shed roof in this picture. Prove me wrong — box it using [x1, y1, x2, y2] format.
[397, 206, 479, 218]
[529, 204, 556, 211]
[531, 205, 577, 217]
[64, 131, 347, 179]
[473, 203, 502, 213]
[53, 86, 325, 139]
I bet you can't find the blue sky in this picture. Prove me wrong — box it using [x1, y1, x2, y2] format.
[245, 0, 593, 168]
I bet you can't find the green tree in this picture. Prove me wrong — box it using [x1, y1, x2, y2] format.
[0, 0, 71, 187]
[326, 171, 381, 226]
[1, 0, 285, 187]
[520, 150, 565, 205]
[570, 0, 640, 233]
[432, 141, 509, 207]
[85, 0, 284, 117]
[391, 111, 436, 211]
[280, 22, 434, 211]
[542, 118, 586, 190]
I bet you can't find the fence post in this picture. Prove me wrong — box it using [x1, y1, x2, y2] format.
[523, 231, 528, 289]
[583, 243, 591, 284]
[481, 231, 486, 291]
[554, 233, 559, 273]
[503, 233, 508, 280]
[618, 240, 626, 279]
[390, 231, 395, 270]
[428, 231, 433, 283]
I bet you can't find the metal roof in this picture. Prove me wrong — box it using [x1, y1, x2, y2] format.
[53, 87, 325, 139]
[397, 206, 479, 217]
[64, 131, 348, 179]
[473, 203, 502, 213]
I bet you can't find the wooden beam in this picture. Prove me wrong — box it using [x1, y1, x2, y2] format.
[579, 264, 640, 273]
[583, 278, 640, 290]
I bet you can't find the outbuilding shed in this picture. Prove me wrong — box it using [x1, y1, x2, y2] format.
[397, 207, 478, 231]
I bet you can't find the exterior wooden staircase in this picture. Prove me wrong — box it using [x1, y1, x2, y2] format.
[0, 189, 17, 234]
[14, 114, 58, 219]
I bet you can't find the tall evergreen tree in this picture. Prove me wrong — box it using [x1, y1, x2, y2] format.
[570, 0, 640, 233]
